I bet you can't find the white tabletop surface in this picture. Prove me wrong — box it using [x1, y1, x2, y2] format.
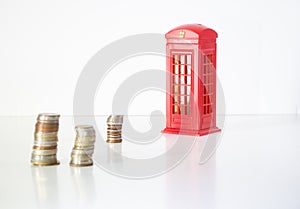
[0, 115, 299, 209]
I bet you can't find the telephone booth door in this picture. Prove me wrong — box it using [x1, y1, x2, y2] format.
[169, 49, 198, 130]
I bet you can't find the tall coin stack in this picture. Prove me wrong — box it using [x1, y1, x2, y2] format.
[70, 125, 96, 167]
[106, 115, 123, 143]
[31, 113, 60, 166]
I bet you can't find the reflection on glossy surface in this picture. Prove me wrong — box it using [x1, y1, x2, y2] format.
[106, 143, 124, 170]
[31, 166, 59, 209]
[166, 136, 216, 209]
[199, 132, 221, 164]
[70, 166, 96, 207]
[106, 143, 123, 161]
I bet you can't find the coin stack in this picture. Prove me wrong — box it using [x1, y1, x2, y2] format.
[31, 113, 60, 166]
[70, 125, 96, 167]
[107, 115, 123, 143]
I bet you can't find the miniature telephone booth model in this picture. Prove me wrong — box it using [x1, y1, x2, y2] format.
[162, 24, 221, 136]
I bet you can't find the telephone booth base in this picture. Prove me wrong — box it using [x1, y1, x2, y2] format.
[162, 127, 221, 136]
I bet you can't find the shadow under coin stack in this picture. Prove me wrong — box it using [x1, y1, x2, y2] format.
[106, 115, 123, 143]
[70, 125, 96, 167]
[31, 113, 60, 166]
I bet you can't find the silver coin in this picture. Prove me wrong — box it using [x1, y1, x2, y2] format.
[72, 146, 94, 151]
[75, 136, 95, 142]
[34, 137, 58, 142]
[75, 125, 95, 135]
[70, 156, 93, 162]
[107, 136, 122, 140]
[37, 113, 60, 121]
[35, 132, 58, 137]
[74, 141, 95, 146]
[34, 140, 57, 147]
[107, 115, 123, 124]
[76, 132, 95, 138]
[71, 149, 94, 156]
[75, 140, 95, 146]
[31, 154, 58, 164]
[70, 157, 93, 166]
[32, 149, 57, 156]
[70, 158, 93, 166]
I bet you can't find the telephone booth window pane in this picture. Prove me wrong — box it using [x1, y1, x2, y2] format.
[174, 75, 179, 85]
[180, 96, 185, 104]
[180, 65, 185, 74]
[186, 95, 190, 105]
[187, 66, 191, 75]
[187, 76, 191, 85]
[174, 55, 179, 64]
[180, 106, 185, 115]
[180, 55, 185, 64]
[174, 64, 179, 75]
[186, 86, 191, 96]
[180, 75, 185, 84]
[187, 55, 191, 65]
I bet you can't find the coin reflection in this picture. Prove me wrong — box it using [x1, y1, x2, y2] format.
[31, 166, 59, 209]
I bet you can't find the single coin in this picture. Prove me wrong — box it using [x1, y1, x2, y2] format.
[106, 139, 122, 143]
[31, 154, 59, 164]
[37, 113, 60, 121]
[107, 115, 123, 124]
[35, 132, 58, 138]
[32, 149, 57, 156]
[33, 145, 57, 150]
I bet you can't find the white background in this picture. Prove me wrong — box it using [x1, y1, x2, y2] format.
[0, 0, 299, 116]
[1, 2, 300, 209]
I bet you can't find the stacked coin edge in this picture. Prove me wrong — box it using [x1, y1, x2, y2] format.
[70, 125, 96, 167]
[106, 115, 123, 143]
[31, 113, 60, 166]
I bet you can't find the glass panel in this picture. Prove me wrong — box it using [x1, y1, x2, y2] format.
[173, 104, 179, 114]
[180, 65, 185, 74]
[174, 95, 179, 104]
[180, 105, 185, 115]
[174, 75, 179, 85]
[180, 75, 185, 84]
[186, 96, 190, 105]
[180, 55, 185, 64]
[173, 84, 179, 94]
[180, 95, 185, 104]
[181, 86, 185, 95]
[186, 86, 191, 96]
[187, 55, 191, 65]
[187, 65, 191, 75]
[174, 64, 179, 75]
[174, 55, 179, 65]
[187, 76, 191, 85]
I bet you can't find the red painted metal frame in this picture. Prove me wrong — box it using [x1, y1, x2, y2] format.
[162, 24, 221, 136]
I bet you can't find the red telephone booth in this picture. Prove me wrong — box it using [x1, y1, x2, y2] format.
[162, 24, 221, 136]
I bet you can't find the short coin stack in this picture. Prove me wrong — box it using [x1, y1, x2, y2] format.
[31, 113, 60, 166]
[106, 115, 123, 143]
[70, 125, 96, 167]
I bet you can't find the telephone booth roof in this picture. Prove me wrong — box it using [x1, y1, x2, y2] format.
[166, 24, 218, 41]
